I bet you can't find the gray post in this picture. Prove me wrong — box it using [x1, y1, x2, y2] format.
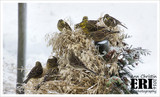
[16, 3, 27, 94]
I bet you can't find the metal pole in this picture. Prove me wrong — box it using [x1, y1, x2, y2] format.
[16, 3, 27, 94]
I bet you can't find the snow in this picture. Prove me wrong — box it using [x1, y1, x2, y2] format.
[2, 2, 158, 94]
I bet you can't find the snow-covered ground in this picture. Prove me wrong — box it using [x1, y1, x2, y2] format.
[2, 2, 158, 94]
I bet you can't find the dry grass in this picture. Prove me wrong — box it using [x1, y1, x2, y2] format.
[24, 23, 125, 94]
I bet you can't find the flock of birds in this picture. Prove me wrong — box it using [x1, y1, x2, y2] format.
[23, 14, 128, 91]
[58, 14, 127, 43]
[23, 56, 59, 90]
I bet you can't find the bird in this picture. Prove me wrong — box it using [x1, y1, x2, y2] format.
[67, 49, 97, 75]
[35, 67, 59, 90]
[103, 14, 127, 29]
[79, 16, 97, 34]
[89, 29, 119, 42]
[46, 56, 59, 69]
[57, 19, 72, 32]
[23, 61, 43, 84]
[75, 16, 104, 34]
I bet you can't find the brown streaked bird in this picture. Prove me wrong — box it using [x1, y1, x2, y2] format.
[89, 29, 120, 42]
[23, 61, 43, 84]
[79, 16, 96, 34]
[46, 56, 59, 69]
[103, 14, 127, 29]
[57, 19, 72, 32]
[67, 50, 97, 75]
[35, 67, 59, 90]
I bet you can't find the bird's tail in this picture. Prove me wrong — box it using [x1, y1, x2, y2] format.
[120, 24, 128, 29]
[23, 78, 30, 84]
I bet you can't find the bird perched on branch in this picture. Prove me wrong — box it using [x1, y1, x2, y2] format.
[75, 16, 104, 34]
[89, 29, 119, 42]
[103, 14, 127, 29]
[67, 50, 97, 75]
[46, 56, 59, 69]
[35, 56, 60, 90]
[23, 61, 43, 84]
[79, 16, 97, 34]
[57, 19, 72, 32]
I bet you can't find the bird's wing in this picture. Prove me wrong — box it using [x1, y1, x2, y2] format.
[43, 68, 59, 82]
[37, 66, 43, 75]
[27, 66, 37, 77]
[65, 22, 72, 31]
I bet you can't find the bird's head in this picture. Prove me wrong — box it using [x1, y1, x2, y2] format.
[47, 56, 59, 68]
[103, 14, 110, 21]
[67, 49, 75, 57]
[58, 19, 65, 25]
[35, 61, 42, 67]
[82, 16, 88, 22]
[57, 19, 66, 31]
[52, 56, 58, 63]
[104, 14, 109, 18]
